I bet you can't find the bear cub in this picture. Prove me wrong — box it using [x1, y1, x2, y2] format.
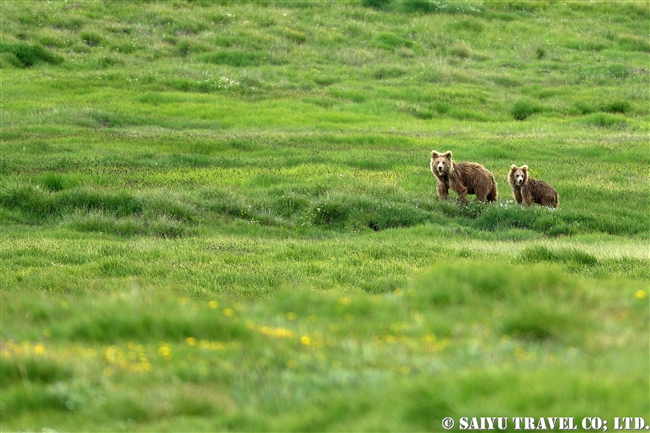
[508, 165, 559, 208]
[430, 150, 498, 204]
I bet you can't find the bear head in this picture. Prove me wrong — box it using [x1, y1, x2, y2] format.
[430, 150, 453, 177]
[509, 164, 529, 186]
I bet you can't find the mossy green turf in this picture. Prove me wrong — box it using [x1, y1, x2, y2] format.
[1, 1, 649, 431]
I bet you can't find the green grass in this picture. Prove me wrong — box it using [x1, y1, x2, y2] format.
[1, 0, 649, 431]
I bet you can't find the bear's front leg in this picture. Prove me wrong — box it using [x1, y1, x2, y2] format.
[522, 188, 535, 206]
[436, 180, 449, 200]
[512, 188, 523, 204]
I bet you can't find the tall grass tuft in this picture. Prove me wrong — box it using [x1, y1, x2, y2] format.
[199, 50, 261, 67]
[411, 262, 580, 306]
[311, 196, 351, 228]
[401, 382, 456, 430]
[70, 212, 190, 238]
[1, 357, 73, 386]
[401, 0, 481, 14]
[520, 246, 599, 266]
[500, 297, 580, 341]
[145, 190, 197, 222]
[1, 386, 76, 420]
[471, 202, 573, 236]
[362, 0, 393, 9]
[0, 42, 63, 67]
[601, 100, 631, 114]
[60, 187, 144, 217]
[370, 33, 413, 51]
[0, 181, 55, 217]
[580, 113, 626, 128]
[58, 297, 253, 343]
[510, 99, 542, 120]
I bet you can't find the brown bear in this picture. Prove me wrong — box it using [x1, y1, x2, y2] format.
[508, 165, 559, 208]
[430, 150, 498, 203]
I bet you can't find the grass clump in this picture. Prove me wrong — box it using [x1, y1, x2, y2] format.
[520, 246, 598, 266]
[500, 298, 581, 342]
[70, 212, 190, 238]
[0, 42, 63, 67]
[80, 31, 105, 47]
[370, 33, 413, 50]
[400, 382, 455, 431]
[373, 66, 406, 80]
[362, 0, 393, 9]
[1, 357, 73, 386]
[53, 296, 253, 344]
[0, 182, 55, 217]
[1, 386, 77, 420]
[580, 113, 626, 128]
[510, 99, 543, 120]
[412, 262, 591, 343]
[144, 190, 197, 222]
[618, 34, 650, 52]
[311, 196, 351, 228]
[410, 262, 578, 306]
[353, 197, 431, 231]
[199, 50, 261, 67]
[601, 100, 631, 114]
[411, 262, 590, 344]
[470, 202, 572, 236]
[36, 173, 81, 192]
[401, 0, 481, 14]
[283, 28, 307, 44]
[60, 188, 144, 217]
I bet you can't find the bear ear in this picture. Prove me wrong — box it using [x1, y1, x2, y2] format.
[443, 151, 452, 159]
[510, 164, 517, 171]
[431, 150, 439, 158]
[522, 165, 528, 171]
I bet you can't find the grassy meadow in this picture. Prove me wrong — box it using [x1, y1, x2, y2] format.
[1, 0, 649, 430]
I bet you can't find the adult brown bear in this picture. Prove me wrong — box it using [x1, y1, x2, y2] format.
[430, 150, 498, 204]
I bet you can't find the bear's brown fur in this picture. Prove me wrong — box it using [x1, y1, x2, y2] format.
[508, 165, 559, 208]
[430, 150, 498, 203]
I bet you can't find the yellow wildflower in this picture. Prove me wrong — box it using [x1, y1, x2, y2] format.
[158, 343, 172, 361]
